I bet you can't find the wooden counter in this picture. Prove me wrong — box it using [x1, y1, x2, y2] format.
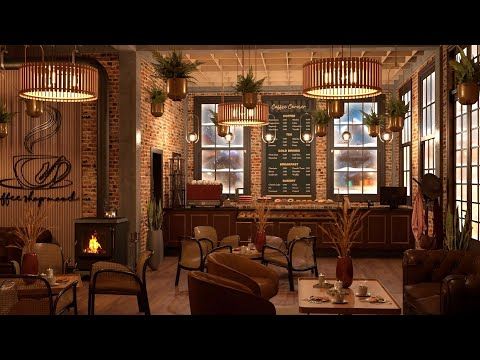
[163, 205, 414, 256]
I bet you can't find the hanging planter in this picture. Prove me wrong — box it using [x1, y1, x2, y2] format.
[312, 109, 331, 138]
[150, 102, 165, 117]
[361, 110, 384, 137]
[385, 97, 409, 132]
[315, 123, 327, 137]
[367, 124, 380, 137]
[449, 46, 480, 105]
[209, 109, 229, 137]
[327, 100, 344, 118]
[234, 67, 265, 109]
[388, 115, 405, 132]
[151, 51, 203, 102]
[147, 86, 167, 117]
[0, 123, 8, 138]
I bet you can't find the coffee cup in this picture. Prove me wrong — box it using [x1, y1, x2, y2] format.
[318, 273, 326, 286]
[240, 245, 247, 254]
[357, 284, 368, 296]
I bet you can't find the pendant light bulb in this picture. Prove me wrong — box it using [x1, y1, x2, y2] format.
[342, 130, 352, 143]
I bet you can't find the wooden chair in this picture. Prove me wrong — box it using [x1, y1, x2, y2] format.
[88, 251, 152, 315]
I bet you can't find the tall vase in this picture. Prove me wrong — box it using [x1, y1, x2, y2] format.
[255, 231, 266, 252]
[21, 252, 39, 284]
[336, 256, 353, 288]
[147, 229, 164, 270]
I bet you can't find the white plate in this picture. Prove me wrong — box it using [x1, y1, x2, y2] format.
[355, 292, 371, 297]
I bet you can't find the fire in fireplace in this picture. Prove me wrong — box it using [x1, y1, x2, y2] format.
[84, 231, 106, 254]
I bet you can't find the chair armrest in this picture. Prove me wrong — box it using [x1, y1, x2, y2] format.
[54, 280, 78, 313]
[10, 260, 20, 274]
[91, 269, 143, 291]
[220, 235, 240, 248]
[441, 274, 480, 314]
[402, 249, 447, 285]
[262, 244, 289, 263]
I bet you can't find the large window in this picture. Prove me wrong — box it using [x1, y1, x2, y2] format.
[330, 101, 379, 198]
[454, 45, 480, 240]
[420, 68, 437, 175]
[400, 82, 412, 200]
[195, 98, 250, 195]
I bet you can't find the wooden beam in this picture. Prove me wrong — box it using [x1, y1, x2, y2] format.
[185, 53, 210, 82]
[235, 52, 244, 69]
[286, 51, 290, 85]
[210, 53, 222, 71]
[260, 52, 270, 85]
[381, 50, 392, 64]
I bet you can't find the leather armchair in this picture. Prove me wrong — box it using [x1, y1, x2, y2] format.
[403, 249, 480, 314]
[206, 252, 279, 299]
[187, 271, 276, 315]
[194, 226, 240, 248]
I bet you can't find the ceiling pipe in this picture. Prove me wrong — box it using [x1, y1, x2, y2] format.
[3, 57, 110, 218]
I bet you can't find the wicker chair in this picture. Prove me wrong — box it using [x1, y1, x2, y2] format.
[175, 236, 232, 286]
[263, 235, 318, 291]
[0, 275, 78, 315]
[88, 251, 152, 315]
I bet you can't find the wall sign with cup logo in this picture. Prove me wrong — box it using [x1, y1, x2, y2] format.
[0, 105, 79, 207]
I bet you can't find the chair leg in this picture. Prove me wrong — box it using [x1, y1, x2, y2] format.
[288, 267, 294, 291]
[73, 287, 78, 315]
[90, 292, 95, 315]
[314, 266, 318, 277]
[143, 291, 151, 316]
[137, 293, 145, 312]
[87, 290, 91, 315]
[175, 264, 181, 286]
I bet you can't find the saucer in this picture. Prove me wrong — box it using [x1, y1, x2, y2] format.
[331, 299, 348, 304]
[355, 292, 371, 297]
[313, 282, 334, 289]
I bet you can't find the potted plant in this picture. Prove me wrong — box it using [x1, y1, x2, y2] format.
[385, 96, 409, 132]
[318, 198, 369, 288]
[444, 206, 471, 251]
[0, 102, 15, 139]
[147, 197, 164, 270]
[234, 66, 266, 109]
[209, 109, 228, 137]
[312, 109, 331, 137]
[252, 200, 271, 251]
[361, 110, 385, 137]
[147, 86, 167, 117]
[449, 46, 480, 105]
[151, 51, 203, 101]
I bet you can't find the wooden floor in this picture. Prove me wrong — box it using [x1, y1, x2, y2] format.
[76, 256, 403, 315]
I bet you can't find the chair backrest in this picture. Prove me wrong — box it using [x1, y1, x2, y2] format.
[194, 226, 218, 244]
[187, 271, 276, 315]
[0, 275, 53, 315]
[136, 250, 152, 285]
[289, 236, 316, 270]
[179, 238, 203, 269]
[0, 261, 16, 275]
[33, 243, 64, 275]
[287, 226, 311, 244]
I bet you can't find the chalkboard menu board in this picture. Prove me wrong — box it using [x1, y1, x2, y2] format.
[262, 96, 315, 197]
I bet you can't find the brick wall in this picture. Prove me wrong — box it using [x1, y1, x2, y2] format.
[139, 58, 185, 250]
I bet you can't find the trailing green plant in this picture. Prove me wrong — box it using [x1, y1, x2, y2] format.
[151, 51, 203, 81]
[147, 198, 163, 231]
[234, 66, 266, 93]
[386, 97, 409, 118]
[146, 86, 167, 104]
[312, 109, 332, 125]
[208, 109, 218, 125]
[360, 110, 385, 126]
[444, 206, 472, 251]
[0, 103, 15, 123]
[449, 45, 480, 85]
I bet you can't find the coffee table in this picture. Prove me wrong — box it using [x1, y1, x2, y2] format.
[231, 248, 262, 260]
[298, 278, 401, 315]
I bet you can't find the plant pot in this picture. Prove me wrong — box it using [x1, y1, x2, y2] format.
[150, 102, 165, 117]
[315, 123, 327, 137]
[328, 100, 344, 118]
[167, 78, 188, 101]
[388, 116, 405, 132]
[242, 92, 257, 109]
[25, 99, 44, 118]
[335, 256, 353, 288]
[0, 123, 7, 138]
[255, 231, 266, 252]
[457, 82, 479, 105]
[21, 252, 39, 284]
[217, 125, 228, 137]
[367, 124, 380, 137]
[147, 229, 164, 270]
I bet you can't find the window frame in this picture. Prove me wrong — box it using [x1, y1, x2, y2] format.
[327, 96, 386, 202]
[399, 80, 413, 204]
[193, 95, 251, 195]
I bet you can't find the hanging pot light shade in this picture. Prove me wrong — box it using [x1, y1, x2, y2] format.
[18, 50, 98, 103]
[217, 102, 269, 127]
[327, 100, 344, 118]
[303, 57, 382, 100]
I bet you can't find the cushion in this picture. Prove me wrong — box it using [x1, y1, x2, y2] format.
[408, 295, 441, 315]
[250, 276, 278, 300]
[404, 282, 441, 301]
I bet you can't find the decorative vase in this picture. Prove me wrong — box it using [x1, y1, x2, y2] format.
[242, 92, 257, 109]
[255, 230, 266, 252]
[328, 100, 344, 118]
[21, 252, 39, 284]
[167, 78, 188, 101]
[457, 82, 479, 105]
[388, 116, 405, 132]
[25, 99, 44, 118]
[367, 124, 380, 137]
[0, 123, 7, 139]
[147, 229, 164, 270]
[315, 123, 327, 137]
[336, 256, 353, 288]
[217, 125, 228, 137]
[150, 102, 165, 117]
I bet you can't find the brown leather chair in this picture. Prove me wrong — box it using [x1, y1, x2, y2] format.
[403, 249, 480, 314]
[206, 252, 279, 300]
[187, 271, 276, 315]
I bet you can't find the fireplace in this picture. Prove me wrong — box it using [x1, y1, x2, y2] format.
[74, 217, 129, 272]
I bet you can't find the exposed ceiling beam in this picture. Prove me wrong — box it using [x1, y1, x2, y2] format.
[381, 50, 392, 64]
[260, 52, 270, 85]
[235, 52, 243, 69]
[310, 51, 315, 61]
[286, 51, 290, 85]
[185, 53, 210, 83]
[210, 53, 222, 71]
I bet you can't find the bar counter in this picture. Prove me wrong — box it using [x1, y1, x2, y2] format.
[163, 202, 414, 256]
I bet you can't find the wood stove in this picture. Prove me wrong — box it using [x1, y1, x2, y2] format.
[74, 217, 129, 272]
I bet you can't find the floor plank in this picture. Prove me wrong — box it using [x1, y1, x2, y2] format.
[75, 256, 403, 315]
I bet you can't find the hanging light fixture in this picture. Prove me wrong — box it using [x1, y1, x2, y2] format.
[186, 113, 199, 144]
[303, 46, 382, 100]
[341, 102, 352, 143]
[224, 128, 235, 143]
[379, 126, 393, 144]
[299, 112, 314, 144]
[327, 100, 344, 118]
[19, 45, 98, 103]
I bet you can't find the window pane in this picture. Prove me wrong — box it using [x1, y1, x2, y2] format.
[363, 172, 377, 194]
[202, 172, 244, 195]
